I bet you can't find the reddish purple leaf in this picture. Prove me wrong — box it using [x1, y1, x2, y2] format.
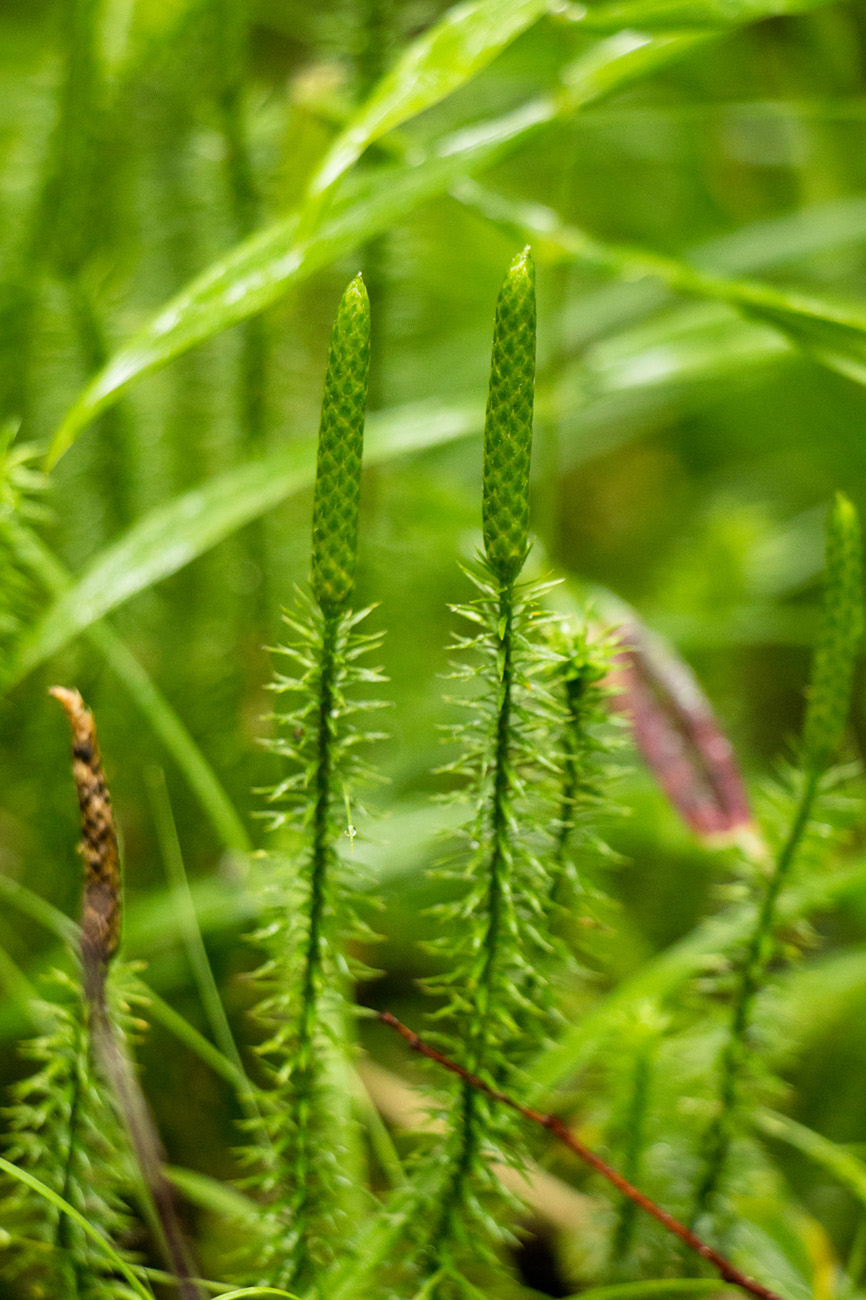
[608, 618, 752, 841]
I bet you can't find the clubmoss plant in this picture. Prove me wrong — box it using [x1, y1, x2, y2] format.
[412, 249, 600, 1298]
[691, 493, 864, 1229]
[0, 971, 136, 1300]
[248, 273, 383, 1293]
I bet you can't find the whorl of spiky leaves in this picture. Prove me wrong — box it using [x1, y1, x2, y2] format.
[1, 971, 136, 1299]
[250, 592, 386, 1283]
[418, 564, 568, 1276]
[310, 275, 371, 614]
[803, 493, 863, 775]
[482, 248, 536, 586]
[546, 623, 617, 929]
[0, 425, 47, 674]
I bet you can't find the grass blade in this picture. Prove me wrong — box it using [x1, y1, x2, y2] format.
[15, 401, 479, 685]
[0, 1155, 156, 1300]
[458, 183, 866, 391]
[5, 521, 250, 852]
[308, 0, 550, 198]
[46, 28, 719, 463]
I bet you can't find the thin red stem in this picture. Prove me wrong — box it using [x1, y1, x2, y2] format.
[380, 1012, 785, 1300]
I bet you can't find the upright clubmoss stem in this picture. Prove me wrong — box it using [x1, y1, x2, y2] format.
[692, 494, 862, 1228]
[434, 585, 515, 1258]
[691, 772, 818, 1228]
[279, 609, 339, 1289]
[422, 252, 537, 1294]
[253, 273, 371, 1287]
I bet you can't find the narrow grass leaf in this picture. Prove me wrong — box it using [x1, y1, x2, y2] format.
[0, 1156, 156, 1300]
[756, 1110, 866, 1211]
[459, 183, 866, 391]
[563, 1283, 737, 1300]
[309, 0, 551, 197]
[47, 28, 718, 463]
[14, 401, 479, 686]
[7, 522, 250, 851]
[575, 0, 842, 29]
[530, 856, 866, 1097]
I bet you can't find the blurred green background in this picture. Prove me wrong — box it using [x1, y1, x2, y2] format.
[4, 0, 866, 1295]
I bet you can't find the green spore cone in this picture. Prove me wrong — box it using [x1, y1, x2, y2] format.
[803, 492, 863, 774]
[482, 248, 536, 585]
[311, 274, 371, 613]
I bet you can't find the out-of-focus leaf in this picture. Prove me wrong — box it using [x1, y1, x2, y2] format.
[575, 0, 842, 30]
[6, 523, 251, 853]
[0, 1157, 155, 1300]
[459, 183, 866, 389]
[756, 1109, 866, 1209]
[308, 0, 552, 198]
[15, 401, 479, 686]
[562, 1283, 734, 1300]
[100, 0, 201, 85]
[46, 30, 713, 464]
[529, 856, 866, 1098]
[608, 612, 753, 840]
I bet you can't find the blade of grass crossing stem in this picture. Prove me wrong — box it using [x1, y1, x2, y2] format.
[5, 520, 250, 852]
[146, 767, 265, 1138]
[165, 1165, 260, 1227]
[0, 1156, 156, 1300]
[530, 856, 866, 1096]
[46, 27, 729, 462]
[755, 1110, 866, 1212]
[144, 988, 249, 1092]
[18, 401, 481, 687]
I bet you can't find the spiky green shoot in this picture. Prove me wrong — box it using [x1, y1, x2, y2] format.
[803, 493, 863, 775]
[311, 274, 371, 613]
[416, 250, 578, 1296]
[482, 248, 536, 586]
[0, 972, 137, 1300]
[250, 275, 380, 1292]
[692, 494, 864, 1228]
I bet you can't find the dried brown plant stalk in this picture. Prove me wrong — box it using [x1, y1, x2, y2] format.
[52, 685, 204, 1300]
[380, 1011, 785, 1300]
[50, 686, 121, 991]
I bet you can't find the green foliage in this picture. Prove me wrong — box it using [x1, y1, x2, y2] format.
[1, 971, 136, 1299]
[691, 502, 864, 1232]
[245, 278, 382, 1292]
[802, 494, 864, 774]
[4, 2, 866, 1299]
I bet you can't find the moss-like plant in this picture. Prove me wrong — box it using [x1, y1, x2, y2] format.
[4, 251, 864, 1300]
[691, 493, 864, 1229]
[406, 250, 612, 1299]
[247, 273, 383, 1293]
[1, 971, 136, 1300]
